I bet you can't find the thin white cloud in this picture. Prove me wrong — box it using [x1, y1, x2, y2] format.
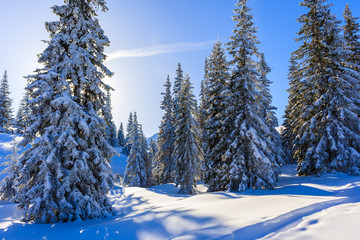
[106, 41, 214, 61]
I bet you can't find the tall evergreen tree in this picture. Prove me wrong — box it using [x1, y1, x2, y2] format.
[173, 74, 203, 194]
[173, 63, 184, 100]
[104, 89, 118, 147]
[282, 55, 304, 164]
[343, 4, 360, 71]
[149, 137, 158, 185]
[224, 0, 278, 192]
[173, 63, 184, 123]
[141, 127, 152, 186]
[15, 90, 31, 134]
[117, 122, 125, 147]
[203, 41, 231, 192]
[124, 113, 150, 187]
[0, 71, 13, 133]
[197, 58, 209, 141]
[292, 0, 360, 176]
[148, 138, 157, 180]
[6, 0, 116, 223]
[197, 58, 210, 180]
[257, 53, 284, 167]
[154, 75, 175, 184]
[123, 112, 133, 155]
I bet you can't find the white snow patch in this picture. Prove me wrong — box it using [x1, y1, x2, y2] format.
[0, 134, 359, 239]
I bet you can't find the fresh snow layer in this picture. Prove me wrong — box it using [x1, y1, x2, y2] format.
[263, 201, 360, 240]
[0, 134, 360, 239]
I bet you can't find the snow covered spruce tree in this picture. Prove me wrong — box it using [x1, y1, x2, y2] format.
[142, 134, 152, 186]
[343, 4, 360, 71]
[148, 138, 157, 164]
[0, 71, 13, 133]
[197, 58, 209, 142]
[0, 142, 20, 201]
[203, 41, 231, 192]
[104, 89, 118, 147]
[224, 0, 279, 192]
[153, 75, 175, 184]
[173, 74, 203, 194]
[124, 113, 151, 187]
[148, 138, 158, 185]
[123, 112, 133, 155]
[10, 0, 116, 223]
[282, 55, 304, 164]
[15, 90, 31, 134]
[257, 53, 284, 167]
[172, 63, 184, 123]
[117, 122, 125, 147]
[107, 122, 118, 147]
[292, 0, 360, 176]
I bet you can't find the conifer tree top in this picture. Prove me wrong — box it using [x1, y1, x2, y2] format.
[227, 0, 259, 70]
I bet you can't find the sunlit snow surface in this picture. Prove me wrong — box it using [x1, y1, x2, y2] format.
[0, 133, 360, 239]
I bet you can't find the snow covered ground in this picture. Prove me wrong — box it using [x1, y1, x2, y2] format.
[1, 134, 360, 239]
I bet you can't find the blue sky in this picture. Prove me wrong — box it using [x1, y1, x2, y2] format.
[0, 0, 360, 137]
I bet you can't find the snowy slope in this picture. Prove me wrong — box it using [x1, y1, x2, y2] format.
[111, 147, 128, 177]
[0, 134, 360, 239]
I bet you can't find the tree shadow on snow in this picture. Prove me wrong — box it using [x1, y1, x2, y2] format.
[2, 165, 360, 240]
[208, 164, 360, 199]
[146, 183, 194, 198]
[1, 186, 229, 240]
[223, 189, 360, 240]
[219, 165, 360, 240]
